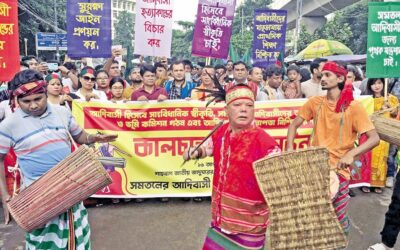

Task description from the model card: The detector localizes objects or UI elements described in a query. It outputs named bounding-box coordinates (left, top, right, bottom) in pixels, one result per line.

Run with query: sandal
left=374, top=187, right=383, bottom=194
left=360, top=186, right=370, bottom=193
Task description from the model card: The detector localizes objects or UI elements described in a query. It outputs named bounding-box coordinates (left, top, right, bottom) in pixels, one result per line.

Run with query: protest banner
left=366, top=2, right=400, bottom=78
left=192, top=0, right=236, bottom=59
left=67, top=0, right=112, bottom=58
left=0, top=0, right=19, bottom=81
left=252, top=9, right=287, bottom=68
left=134, top=0, right=174, bottom=58
left=72, top=98, right=373, bottom=198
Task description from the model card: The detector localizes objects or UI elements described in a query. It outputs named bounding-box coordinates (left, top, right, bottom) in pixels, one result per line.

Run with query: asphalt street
left=0, top=187, right=397, bottom=250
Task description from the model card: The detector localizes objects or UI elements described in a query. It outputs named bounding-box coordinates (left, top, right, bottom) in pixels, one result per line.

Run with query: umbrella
left=295, top=39, right=353, bottom=60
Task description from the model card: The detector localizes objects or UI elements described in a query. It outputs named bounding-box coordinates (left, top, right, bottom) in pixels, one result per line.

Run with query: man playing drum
left=183, top=84, right=281, bottom=249
left=287, top=61, right=380, bottom=235
left=0, top=70, right=117, bottom=249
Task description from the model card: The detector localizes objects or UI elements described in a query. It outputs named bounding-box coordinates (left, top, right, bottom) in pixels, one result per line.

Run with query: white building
left=111, top=0, right=136, bottom=38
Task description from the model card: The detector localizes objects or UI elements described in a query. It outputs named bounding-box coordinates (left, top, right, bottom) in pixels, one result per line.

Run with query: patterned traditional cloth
left=371, top=95, right=399, bottom=187
left=203, top=226, right=265, bottom=250
left=333, top=175, right=351, bottom=234
left=25, top=202, right=91, bottom=250
left=200, top=123, right=280, bottom=239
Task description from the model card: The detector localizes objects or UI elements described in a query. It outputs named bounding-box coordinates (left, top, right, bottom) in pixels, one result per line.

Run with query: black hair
left=265, top=65, right=284, bottom=77
left=233, top=61, right=248, bottom=70
left=249, top=67, right=263, bottom=75
left=170, top=61, right=184, bottom=71
left=111, top=60, right=119, bottom=65
left=95, top=70, right=109, bottom=78
left=198, top=62, right=206, bottom=68
left=154, top=62, right=166, bottom=70
left=346, top=65, right=363, bottom=81
left=94, top=64, right=104, bottom=72
left=367, top=78, right=385, bottom=97
left=214, top=64, right=226, bottom=73
left=310, top=58, right=328, bottom=75
left=21, top=55, right=37, bottom=63
left=287, top=64, right=300, bottom=74
left=8, top=70, right=43, bottom=92
left=20, top=61, right=29, bottom=69
left=63, top=62, right=77, bottom=71
left=299, top=67, right=311, bottom=83
left=182, top=59, right=193, bottom=70
left=140, top=65, right=156, bottom=77
left=109, top=76, right=126, bottom=88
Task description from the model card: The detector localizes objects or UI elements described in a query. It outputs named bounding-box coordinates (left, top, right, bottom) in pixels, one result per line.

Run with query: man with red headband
left=287, top=61, right=380, bottom=235
left=183, top=84, right=280, bottom=249
left=0, top=70, right=117, bottom=249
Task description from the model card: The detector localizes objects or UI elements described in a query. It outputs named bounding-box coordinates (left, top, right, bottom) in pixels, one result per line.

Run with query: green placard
left=366, top=2, right=400, bottom=78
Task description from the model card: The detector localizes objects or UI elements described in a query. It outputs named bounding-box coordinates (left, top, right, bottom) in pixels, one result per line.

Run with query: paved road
left=0, top=188, right=397, bottom=250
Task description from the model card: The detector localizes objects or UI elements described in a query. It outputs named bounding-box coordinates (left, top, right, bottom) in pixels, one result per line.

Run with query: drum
left=252, top=147, right=347, bottom=250
left=7, top=145, right=112, bottom=232
left=370, top=114, right=400, bottom=146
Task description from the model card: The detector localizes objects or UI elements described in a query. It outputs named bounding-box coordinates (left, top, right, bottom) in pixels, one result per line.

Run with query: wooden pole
left=384, top=78, right=388, bottom=102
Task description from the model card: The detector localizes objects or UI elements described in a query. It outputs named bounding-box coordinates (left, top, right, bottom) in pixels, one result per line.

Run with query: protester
left=95, top=70, right=111, bottom=99
left=109, top=76, right=126, bottom=103
left=287, top=61, right=379, bottom=235
left=369, top=172, right=400, bottom=250
left=299, top=67, right=312, bottom=83
left=131, top=65, right=168, bottom=101
left=45, top=73, right=73, bottom=106
left=164, top=61, right=196, bottom=100
left=282, top=64, right=302, bottom=99
left=0, top=69, right=117, bottom=249
left=301, top=58, right=328, bottom=98
left=58, top=62, right=79, bottom=93
left=123, top=67, right=143, bottom=100
left=225, top=60, right=234, bottom=81
left=224, top=61, right=260, bottom=100
left=76, top=67, right=108, bottom=101
left=154, top=62, right=168, bottom=87
left=183, top=84, right=281, bottom=249
left=249, top=66, right=264, bottom=92
left=21, top=55, right=39, bottom=71
left=361, top=78, right=399, bottom=194
left=262, top=64, right=285, bottom=100
left=346, top=64, right=363, bottom=90
left=191, top=66, right=216, bottom=101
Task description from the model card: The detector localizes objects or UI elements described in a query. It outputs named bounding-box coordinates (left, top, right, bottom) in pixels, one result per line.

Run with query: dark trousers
left=381, top=173, right=400, bottom=247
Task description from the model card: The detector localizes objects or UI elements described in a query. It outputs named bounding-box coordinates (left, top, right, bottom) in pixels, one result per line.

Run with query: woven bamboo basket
left=7, top=145, right=112, bottom=232
left=253, top=147, right=347, bottom=250
left=370, top=113, right=400, bottom=146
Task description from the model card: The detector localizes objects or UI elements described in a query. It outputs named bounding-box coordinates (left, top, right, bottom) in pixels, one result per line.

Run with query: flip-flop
left=374, top=187, right=383, bottom=194
left=360, top=186, right=370, bottom=193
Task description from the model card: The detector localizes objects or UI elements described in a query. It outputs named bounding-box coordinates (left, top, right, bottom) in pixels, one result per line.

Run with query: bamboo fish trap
left=253, top=147, right=347, bottom=250
left=7, top=145, right=112, bottom=232
left=370, top=113, right=400, bottom=146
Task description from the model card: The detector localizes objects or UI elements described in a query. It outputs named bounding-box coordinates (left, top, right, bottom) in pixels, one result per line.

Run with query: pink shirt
left=131, top=86, right=168, bottom=101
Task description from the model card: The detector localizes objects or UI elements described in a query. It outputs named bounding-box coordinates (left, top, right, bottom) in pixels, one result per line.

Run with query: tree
left=171, top=21, right=196, bottom=61
left=297, top=25, right=317, bottom=52
left=314, top=13, right=353, bottom=45
left=113, top=11, right=135, bottom=49
left=18, top=0, right=67, bottom=57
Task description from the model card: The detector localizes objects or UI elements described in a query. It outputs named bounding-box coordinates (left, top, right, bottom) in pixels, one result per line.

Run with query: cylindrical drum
left=7, top=145, right=112, bottom=232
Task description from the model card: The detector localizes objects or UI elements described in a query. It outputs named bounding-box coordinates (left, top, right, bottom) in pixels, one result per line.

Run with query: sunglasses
left=83, top=76, right=96, bottom=81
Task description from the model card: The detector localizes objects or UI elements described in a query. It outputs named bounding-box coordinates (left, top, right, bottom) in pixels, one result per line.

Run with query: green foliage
left=171, top=21, right=197, bottom=61
left=297, top=25, right=316, bottom=52
left=230, top=31, right=253, bottom=59
left=314, top=14, right=352, bottom=45
left=113, top=11, right=135, bottom=49
left=18, top=0, right=67, bottom=56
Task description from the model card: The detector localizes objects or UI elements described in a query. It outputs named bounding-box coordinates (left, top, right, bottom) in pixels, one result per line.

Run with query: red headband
left=226, top=85, right=255, bottom=105
left=10, top=80, right=47, bottom=112
left=322, top=61, right=348, bottom=78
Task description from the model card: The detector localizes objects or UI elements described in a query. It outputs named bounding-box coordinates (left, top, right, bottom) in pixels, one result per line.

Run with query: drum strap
left=7, top=160, right=22, bottom=196
left=68, top=208, right=76, bottom=250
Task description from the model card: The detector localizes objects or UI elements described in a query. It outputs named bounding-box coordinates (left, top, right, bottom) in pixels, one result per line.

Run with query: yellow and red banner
left=72, top=97, right=374, bottom=198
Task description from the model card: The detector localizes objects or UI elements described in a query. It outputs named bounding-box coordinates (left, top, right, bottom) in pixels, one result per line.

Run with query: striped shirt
left=0, top=104, right=82, bottom=186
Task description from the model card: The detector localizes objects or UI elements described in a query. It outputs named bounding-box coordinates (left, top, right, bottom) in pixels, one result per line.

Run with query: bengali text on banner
left=72, top=98, right=374, bottom=198
left=67, top=0, right=112, bottom=58
left=366, top=2, right=400, bottom=78
left=134, top=0, right=174, bottom=57
left=0, top=0, right=19, bottom=81
left=252, top=9, right=287, bottom=68
left=192, top=0, right=236, bottom=59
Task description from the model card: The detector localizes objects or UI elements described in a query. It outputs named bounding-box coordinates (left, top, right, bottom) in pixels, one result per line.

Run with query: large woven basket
left=370, top=113, right=400, bottom=146
left=7, top=145, right=112, bottom=232
left=253, top=147, right=347, bottom=250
